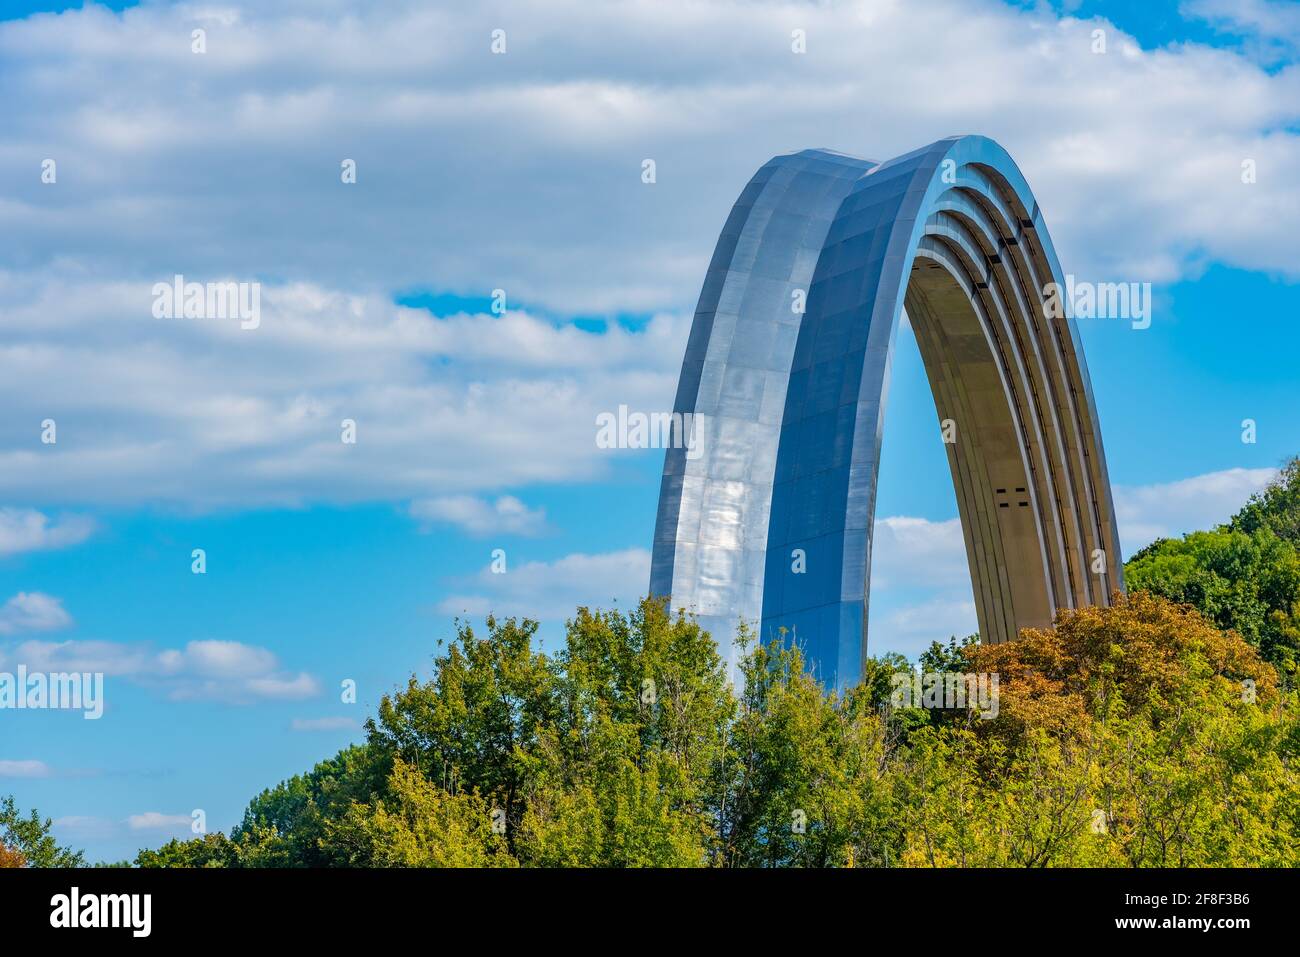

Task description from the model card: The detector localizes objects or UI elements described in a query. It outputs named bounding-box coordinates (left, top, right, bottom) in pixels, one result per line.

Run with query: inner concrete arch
left=650, top=136, right=1123, bottom=688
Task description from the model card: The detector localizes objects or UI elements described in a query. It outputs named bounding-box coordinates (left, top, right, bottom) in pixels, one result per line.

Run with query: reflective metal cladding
left=650, top=136, right=1123, bottom=689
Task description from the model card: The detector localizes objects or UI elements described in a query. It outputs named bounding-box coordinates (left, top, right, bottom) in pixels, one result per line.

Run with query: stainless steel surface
left=651, top=136, right=1123, bottom=688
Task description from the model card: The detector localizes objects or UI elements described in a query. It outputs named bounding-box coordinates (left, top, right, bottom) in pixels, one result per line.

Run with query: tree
left=718, top=633, right=901, bottom=867
left=965, top=591, right=1277, bottom=739
left=0, top=795, right=85, bottom=867
left=955, top=593, right=1298, bottom=866
left=1127, top=457, right=1300, bottom=677
left=918, top=634, right=979, bottom=674
left=0, top=842, right=25, bottom=868
left=1232, top=457, right=1300, bottom=543
left=230, top=744, right=387, bottom=867
left=364, top=613, right=556, bottom=854
left=121, top=595, right=1300, bottom=869
left=324, top=758, right=516, bottom=867
left=136, top=833, right=237, bottom=868
left=511, top=602, right=728, bottom=867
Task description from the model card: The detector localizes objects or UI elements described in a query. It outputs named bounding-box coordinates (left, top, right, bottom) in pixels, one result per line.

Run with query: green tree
left=230, top=744, right=387, bottom=866
left=718, top=634, right=901, bottom=867
left=120, top=593, right=1300, bottom=869
left=514, top=601, right=729, bottom=866
left=135, top=833, right=237, bottom=868
left=324, top=758, right=516, bottom=867
left=0, top=795, right=85, bottom=867
left=1127, top=457, right=1300, bottom=676
left=1232, top=457, right=1300, bottom=543
left=918, top=634, right=979, bottom=674
left=364, top=613, right=556, bottom=854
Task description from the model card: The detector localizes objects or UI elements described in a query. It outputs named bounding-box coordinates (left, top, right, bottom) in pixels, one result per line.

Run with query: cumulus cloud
left=52, top=816, right=119, bottom=842
left=870, top=516, right=969, bottom=590
left=1185, top=0, right=1300, bottom=59
left=411, top=494, right=548, bottom=537
left=0, top=1, right=1297, bottom=509
left=0, top=508, right=95, bottom=556
left=291, top=716, right=361, bottom=732
left=438, top=548, right=651, bottom=623
left=3, top=637, right=320, bottom=703
left=0, top=759, right=52, bottom=778
left=867, top=517, right=978, bottom=657
left=53, top=812, right=191, bottom=846
left=873, top=596, right=979, bottom=644
left=126, top=812, right=192, bottom=832
left=0, top=591, right=73, bottom=635
left=1113, top=466, right=1278, bottom=555
left=423, top=463, right=1276, bottom=654
left=0, top=281, right=688, bottom=507
left=2, top=0, right=1298, bottom=305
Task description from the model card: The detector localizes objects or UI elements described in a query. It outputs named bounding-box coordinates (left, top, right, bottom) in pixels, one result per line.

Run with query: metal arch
left=651, top=136, right=1123, bottom=687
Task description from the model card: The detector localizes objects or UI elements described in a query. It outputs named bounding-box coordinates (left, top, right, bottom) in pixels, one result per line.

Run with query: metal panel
left=651, top=137, right=1123, bottom=688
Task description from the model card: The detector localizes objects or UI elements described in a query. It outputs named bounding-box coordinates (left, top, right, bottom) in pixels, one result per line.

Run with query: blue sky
left=1, top=0, right=1298, bottom=863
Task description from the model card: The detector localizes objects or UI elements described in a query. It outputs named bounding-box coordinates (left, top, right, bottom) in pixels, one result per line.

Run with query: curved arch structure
left=650, top=136, right=1123, bottom=688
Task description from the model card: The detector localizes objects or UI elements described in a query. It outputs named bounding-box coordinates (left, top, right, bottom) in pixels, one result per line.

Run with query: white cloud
left=241, top=673, right=320, bottom=700
left=411, top=494, right=548, bottom=537
left=866, top=517, right=979, bottom=657
left=1185, top=0, right=1300, bottom=58
left=439, top=548, right=651, bottom=623
left=0, top=759, right=52, bottom=778
left=870, top=516, right=969, bottom=590
left=879, top=596, right=980, bottom=638
left=126, top=812, right=192, bottom=832
left=1113, top=466, right=1278, bottom=555
left=3, top=637, right=320, bottom=703
left=0, top=0, right=1294, bottom=298
left=0, top=282, right=688, bottom=507
left=0, top=591, right=72, bottom=636
left=868, top=596, right=981, bottom=661
left=0, top=508, right=95, bottom=556
left=0, top=1, right=1296, bottom=509
left=52, top=816, right=118, bottom=842
left=291, top=716, right=361, bottom=732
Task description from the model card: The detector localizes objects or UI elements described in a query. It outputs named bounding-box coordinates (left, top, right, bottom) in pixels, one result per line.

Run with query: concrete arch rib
left=651, top=136, right=1123, bottom=688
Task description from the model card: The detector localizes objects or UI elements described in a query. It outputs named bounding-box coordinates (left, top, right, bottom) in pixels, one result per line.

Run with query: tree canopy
left=0, top=795, right=84, bottom=867
left=1126, top=456, right=1300, bottom=677
left=118, top=593, right=1298, bottom=868
left=14, top=460, right=1300, bottom=868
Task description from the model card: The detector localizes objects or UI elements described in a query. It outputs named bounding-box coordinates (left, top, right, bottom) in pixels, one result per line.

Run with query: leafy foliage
left=1126, top=457, right=1300, bottom=677
left=0, top=795, right=84, bottom=867
left=26, top=462, right=1300, bottom=869
left=119, top=591, right=1300, bottom=868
